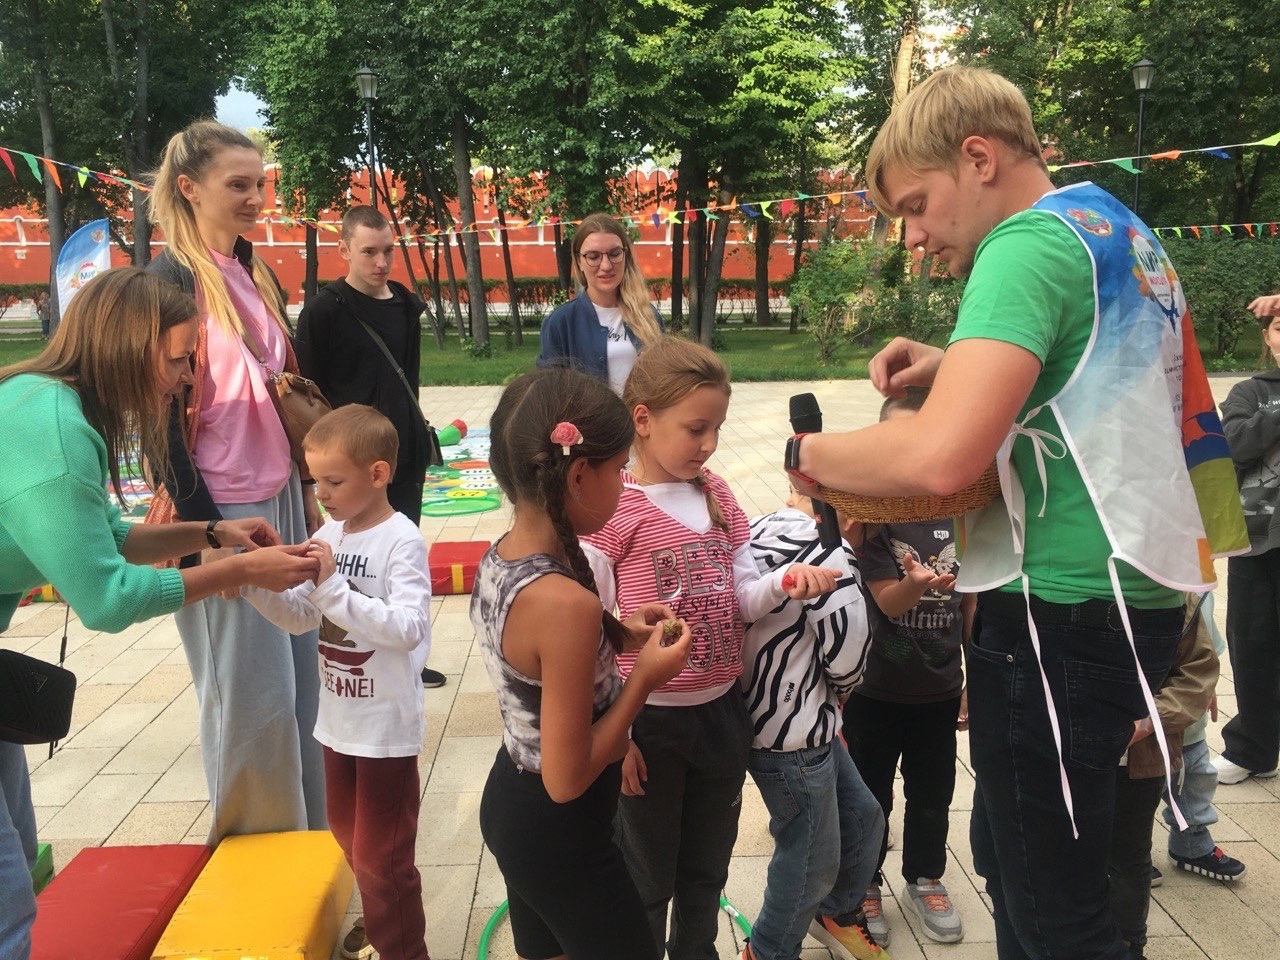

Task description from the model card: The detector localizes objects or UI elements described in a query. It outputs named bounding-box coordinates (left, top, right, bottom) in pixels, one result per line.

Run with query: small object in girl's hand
left=661, top=620, right=682, bottom=645
left=781, top=572, right=797, bottom=591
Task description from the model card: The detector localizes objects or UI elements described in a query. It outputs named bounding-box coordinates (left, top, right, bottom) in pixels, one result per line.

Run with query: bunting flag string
left=263, top=188, right=873, bottom=244
left=5, top=126, right=1274, bottom=239
left=0, top=145, right=150, bottom=192
left=1047, top=131, right=1280, bottom=175
left=1152, top=221, right=1279, bottom=240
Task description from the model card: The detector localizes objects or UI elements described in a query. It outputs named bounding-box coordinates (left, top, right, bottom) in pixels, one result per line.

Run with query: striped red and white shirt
left=584, top=469, right=790, bottom=706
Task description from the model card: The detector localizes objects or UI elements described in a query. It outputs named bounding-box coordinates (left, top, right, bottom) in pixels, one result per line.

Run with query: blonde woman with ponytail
left=145, top=120, right=326, bottom=843
left=536, top=213, right=664, bottom=396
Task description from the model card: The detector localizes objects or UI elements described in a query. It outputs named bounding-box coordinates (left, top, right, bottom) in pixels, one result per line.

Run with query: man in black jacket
left=295, top=206, right=447, bottom=695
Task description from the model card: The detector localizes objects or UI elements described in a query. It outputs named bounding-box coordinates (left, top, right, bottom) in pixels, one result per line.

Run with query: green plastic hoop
left=476, top=896, right=751, bottom=959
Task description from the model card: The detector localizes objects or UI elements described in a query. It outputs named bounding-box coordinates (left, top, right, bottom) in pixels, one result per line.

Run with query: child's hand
left=780, top=564, right=842, bottom=600
left=957, top=687, right=969, bottom=731
left=622, top=602, right=677, bottom=652
left=307, top=539, right=337, bottom=585
left=632, top=618, right=691, bottom=690
left=622, top=742, right=648, bottom=797
left=901, top=553, right=956, bottom=593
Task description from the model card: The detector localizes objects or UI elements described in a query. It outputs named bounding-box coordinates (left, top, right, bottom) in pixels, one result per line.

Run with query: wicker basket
left=818, top=463, right=1001, bottom=524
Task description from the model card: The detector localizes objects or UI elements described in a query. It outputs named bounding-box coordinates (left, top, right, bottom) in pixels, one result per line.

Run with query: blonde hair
left=865, top=67, right=1046, bottom=215
left=0, top=268, right=198, bottom=500
left=572, top=213, right=663, bottom=349
left=623, top=338, right=732, bottom=531
left=303, top=404, right=399, bottom=468
left=150, top=120, right=288, bottom=338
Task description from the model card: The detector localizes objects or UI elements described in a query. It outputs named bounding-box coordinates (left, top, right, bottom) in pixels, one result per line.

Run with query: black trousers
left=843, top=691, right=961, bottom=884
left=1223, top=550, right=1280, bottom=772
left=480, top=747, right=655, bottom=960
left=1108, top=769, right=1162, bottom=951
left=387, top=475, right=425, bottom=527
left=616, top=689, right=753, bottom=960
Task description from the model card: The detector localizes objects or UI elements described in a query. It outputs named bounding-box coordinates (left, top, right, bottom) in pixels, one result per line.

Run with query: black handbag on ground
left=0, top=649, right=76, bottom=745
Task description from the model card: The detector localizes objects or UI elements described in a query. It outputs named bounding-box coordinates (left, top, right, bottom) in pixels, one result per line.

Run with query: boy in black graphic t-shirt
left=844, top=387, right=974, bottom=947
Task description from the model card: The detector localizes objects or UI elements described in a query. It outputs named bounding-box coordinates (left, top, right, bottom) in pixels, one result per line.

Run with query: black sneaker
left=341, top=917, right=375, bottom=959
left=1150, top=864, right=1163, bottom=888
left=421, top=667, right=447, bottom=688
left=1170, top=846, right=1246, bottom=881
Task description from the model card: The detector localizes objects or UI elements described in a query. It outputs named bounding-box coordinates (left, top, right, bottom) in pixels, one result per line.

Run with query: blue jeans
left=968, top=594, right=1181, bottom=960
left=1162, top=738, right=1219, bottom=859
left=746, top=740, right=883, bottom=960
left=1, top=741, right=37, bottom=960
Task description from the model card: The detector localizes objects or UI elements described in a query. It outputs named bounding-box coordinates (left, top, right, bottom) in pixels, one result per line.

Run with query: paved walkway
left=6, top=377, right=1276, bottom=960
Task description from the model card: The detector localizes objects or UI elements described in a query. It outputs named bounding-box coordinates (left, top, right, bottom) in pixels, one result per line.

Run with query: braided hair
left=490, top=368, right=635, bottom=651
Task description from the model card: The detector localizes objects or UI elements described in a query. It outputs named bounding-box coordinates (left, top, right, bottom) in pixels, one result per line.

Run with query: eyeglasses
left=580, top=248, right=626, bottom=266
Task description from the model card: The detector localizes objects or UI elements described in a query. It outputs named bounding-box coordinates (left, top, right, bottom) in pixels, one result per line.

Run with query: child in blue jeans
left=740, top=487, right=887, bottom=960
left=1157, top=592, right=1246, bottom=883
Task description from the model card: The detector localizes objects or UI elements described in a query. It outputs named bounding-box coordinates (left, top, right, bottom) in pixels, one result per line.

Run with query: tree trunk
left=496, top=204, right=521, bottom=345
left=686, top=164, right=708, bottom=342
left=791, top=198, right=806, bottom=333
left=375, top=164, right=419, bottom=289
left=699, top=181, right=735, bottom=346
left=131, top=0, right=150, bottom=265
left=451, top=113, right=488, bottom=347
left=414, top=236, right=447, bottom=349
left=755, top=216, right=771, bottom=325
left=884, top=7, right=918, bottom=247
left=28, top=0, right=64, bottom=329
left=670, top=166, right=688, bottom=330
left=417, top=158, right=466, bottom=334
left=553, top=222, right=572, bottom=295
left=303, top=224, right=318, bottom=303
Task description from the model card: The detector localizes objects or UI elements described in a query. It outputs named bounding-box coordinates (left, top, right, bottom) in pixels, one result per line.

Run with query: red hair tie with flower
left=550, top=421, right=583, bottom=456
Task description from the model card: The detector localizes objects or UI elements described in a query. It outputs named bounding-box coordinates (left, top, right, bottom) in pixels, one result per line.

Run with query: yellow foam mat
left=152, top=831, right=354, bottom=960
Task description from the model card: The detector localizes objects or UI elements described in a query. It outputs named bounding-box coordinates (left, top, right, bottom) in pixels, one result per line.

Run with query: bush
left=1163, top=237, right=1280, bottom=359
left=788, top=237, right=878, bottom=363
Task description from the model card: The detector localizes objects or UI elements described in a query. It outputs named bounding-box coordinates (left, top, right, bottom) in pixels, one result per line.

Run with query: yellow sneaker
left=808, top=911, right=891, bottom=960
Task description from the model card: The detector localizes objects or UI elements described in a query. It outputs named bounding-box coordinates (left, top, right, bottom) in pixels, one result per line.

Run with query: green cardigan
left=0, top=374, right=185, bottom=632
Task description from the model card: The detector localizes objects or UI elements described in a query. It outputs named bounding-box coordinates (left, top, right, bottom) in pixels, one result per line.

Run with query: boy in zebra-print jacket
left=739, top=489, right=889, bottom=960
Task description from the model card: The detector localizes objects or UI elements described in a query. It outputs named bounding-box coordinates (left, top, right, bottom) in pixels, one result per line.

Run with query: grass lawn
left=2, top=324, right=1260, bottom=386
left=422, top=324, right=877, bottom=385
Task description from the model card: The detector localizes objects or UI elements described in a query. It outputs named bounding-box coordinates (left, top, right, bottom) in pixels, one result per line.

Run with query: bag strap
left=327, top=285, right=430, bottom=428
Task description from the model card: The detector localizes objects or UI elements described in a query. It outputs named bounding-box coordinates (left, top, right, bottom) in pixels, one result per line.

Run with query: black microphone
left=789, top=392, right=843, bottom=551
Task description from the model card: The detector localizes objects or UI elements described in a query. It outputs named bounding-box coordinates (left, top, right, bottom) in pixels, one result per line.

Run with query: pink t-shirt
left=193, top=250, right=292, bottom=503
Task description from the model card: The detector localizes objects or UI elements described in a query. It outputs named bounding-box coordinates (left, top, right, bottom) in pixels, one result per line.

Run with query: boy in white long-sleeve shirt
left=245, top=404, right=432, bottom=960
left=739, top=486, right=888, bottom=960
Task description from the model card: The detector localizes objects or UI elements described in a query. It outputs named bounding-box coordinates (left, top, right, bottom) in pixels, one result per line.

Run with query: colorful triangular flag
left=0, top=149, right=13, bottom=181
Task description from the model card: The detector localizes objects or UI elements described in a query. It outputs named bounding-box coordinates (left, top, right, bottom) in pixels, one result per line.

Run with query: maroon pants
left=323, top=747, right=429, bottom=960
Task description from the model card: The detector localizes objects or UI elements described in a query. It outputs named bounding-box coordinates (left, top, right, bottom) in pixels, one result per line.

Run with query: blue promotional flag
left=56, top=219, right=112, bottom=316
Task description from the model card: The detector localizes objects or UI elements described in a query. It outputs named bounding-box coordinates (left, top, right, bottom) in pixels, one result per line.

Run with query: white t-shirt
left=596, top=305, right=638, bottom=396
left=244, top=512, right=432, bottom=757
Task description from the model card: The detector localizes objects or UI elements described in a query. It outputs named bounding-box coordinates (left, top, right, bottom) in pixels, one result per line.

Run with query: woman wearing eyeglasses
left=536, top=213, right=664, bottom=395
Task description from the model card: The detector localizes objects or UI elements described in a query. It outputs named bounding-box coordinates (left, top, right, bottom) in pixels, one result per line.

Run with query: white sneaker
left=862, top=885, right=890, bottom=947
left=1212, top=755, right=1278, bottom=784
left=904, top=878, right=963, bottom=943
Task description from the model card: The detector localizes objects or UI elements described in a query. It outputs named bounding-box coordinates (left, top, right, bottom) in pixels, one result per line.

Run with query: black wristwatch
left=783, top=433, right=816, bottom=485
left=205, top=520, right=222, bottom=549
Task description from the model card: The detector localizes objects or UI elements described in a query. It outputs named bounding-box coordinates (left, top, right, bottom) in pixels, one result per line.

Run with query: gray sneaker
left=904, top=878, right=963, bottom=943
left=862, top=884, right=890, bottom=947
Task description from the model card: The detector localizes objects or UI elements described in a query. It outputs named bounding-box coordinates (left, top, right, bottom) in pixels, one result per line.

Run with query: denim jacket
left=535, top=293, right=661, bottom=383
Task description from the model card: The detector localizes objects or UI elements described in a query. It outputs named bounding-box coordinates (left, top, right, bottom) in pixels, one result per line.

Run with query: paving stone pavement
left=6, top=376, right=1274, bottom=960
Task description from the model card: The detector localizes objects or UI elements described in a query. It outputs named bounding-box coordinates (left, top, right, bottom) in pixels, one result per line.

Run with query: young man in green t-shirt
left=786, top=67, right=1209, bottom=960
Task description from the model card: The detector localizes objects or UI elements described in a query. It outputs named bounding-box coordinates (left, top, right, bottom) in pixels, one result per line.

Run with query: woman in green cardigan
left=0, top=267, right=318, bottom=960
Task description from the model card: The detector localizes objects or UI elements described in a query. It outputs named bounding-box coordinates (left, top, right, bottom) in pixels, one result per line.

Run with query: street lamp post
left=1132, top=58, right=1156, bottom=216
left=356, top=65, right=379, bottom=211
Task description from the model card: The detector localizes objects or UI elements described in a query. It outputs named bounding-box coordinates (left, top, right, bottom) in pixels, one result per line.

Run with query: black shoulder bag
left=1, top=605, right=77, bottom=752
left=327, top=286, right=444, bottom=468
